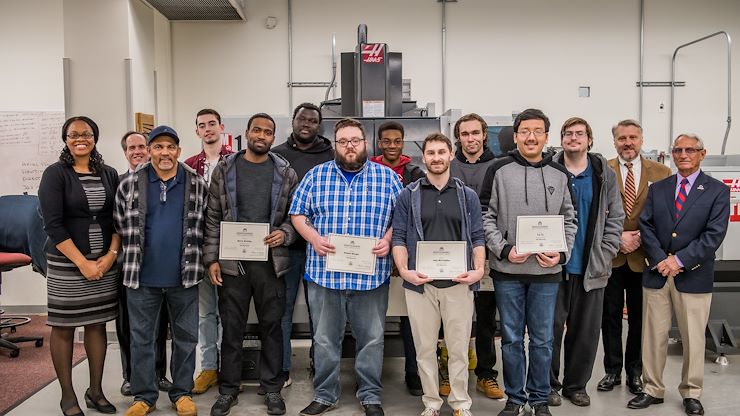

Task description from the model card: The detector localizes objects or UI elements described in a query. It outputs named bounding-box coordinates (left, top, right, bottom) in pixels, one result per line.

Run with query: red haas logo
left=362, top=44, right=384, bottom=64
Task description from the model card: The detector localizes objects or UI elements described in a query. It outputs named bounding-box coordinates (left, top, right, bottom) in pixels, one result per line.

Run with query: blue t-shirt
left=139, top=165, right=185, bottom=288
left=565, top=161, right=593, bottom=275
left=340, top=167, right=360, bottom=184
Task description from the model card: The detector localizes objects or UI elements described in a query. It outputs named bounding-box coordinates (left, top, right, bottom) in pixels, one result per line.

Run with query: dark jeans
left=399, top=316, right=418, bottom=374
left=550, top=275, right=604, bottom=393
left=474, top=290, right=499, bottom=380
left=281, top=247, right=308, bottom=373
left=117, top=281, right=169, bottom=381
left=218, top=261, right=285, bottom=395
left=127, top=285, right=198, bottom=406
left=495, top=279, right=559, bottom=406
left=601, top=264, right=643, bottom=378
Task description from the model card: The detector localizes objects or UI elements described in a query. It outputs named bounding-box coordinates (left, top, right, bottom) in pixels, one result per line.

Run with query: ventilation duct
left=145, top=0, right=246, bottom=21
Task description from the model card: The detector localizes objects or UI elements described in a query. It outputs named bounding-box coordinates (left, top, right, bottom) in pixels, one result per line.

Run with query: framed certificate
left=516, top=215, right=567, bottom=253
left=326, top=234, right=377, bottom=275
left=415, top=241, right=467, bottom=280
left=219, top=221, right=270, bottom=261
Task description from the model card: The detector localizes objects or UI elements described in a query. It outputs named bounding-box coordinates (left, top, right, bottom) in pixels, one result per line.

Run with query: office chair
left=0, top=252, right=44, bottom=358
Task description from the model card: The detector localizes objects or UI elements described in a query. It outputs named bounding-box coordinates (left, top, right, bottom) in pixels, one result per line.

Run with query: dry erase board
left=0, top=111, right=66, bottom=195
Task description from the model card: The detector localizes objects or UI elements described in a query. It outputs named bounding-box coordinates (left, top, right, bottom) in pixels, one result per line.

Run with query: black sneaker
left=405, top=373, right=423, bottom=396
left=299, top=400, right=334, bottom=416
left=211, top=394, right=237, bottom=416
left=497, top=401, right=524, bottom=416
left=158, top=377, right=173, bottom=392
left=547, top=389, right=561, bottom=406
left=120, top=380, right=132, bottom=396
left=532, top=403, right=552, bottom=416
left=265, top=392, right=286, bottom=415
left=363, top=404, right=384, bottom=416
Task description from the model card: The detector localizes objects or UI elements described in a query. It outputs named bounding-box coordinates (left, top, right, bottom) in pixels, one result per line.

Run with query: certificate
left=219, top=221, right=270, bottom=261
left=516, top=215, right=567, bottom=253
left=415, top=241, right=467, bottom=280
left=326, top=234, right=377, bottom=275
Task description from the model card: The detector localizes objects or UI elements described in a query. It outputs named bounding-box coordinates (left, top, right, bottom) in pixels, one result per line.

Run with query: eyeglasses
left=379, top=139, right=403, bottom=146
left=66, top=132, right=94, bottom=140
left=335, top=138, right=365, bottom=148
left=159, top=181, right=167, bottom=203
left=563, top=131, right=587, bottom=138
left=516, top=130, right=546, bottom=138
left=671, top=147, right=703, bottom=155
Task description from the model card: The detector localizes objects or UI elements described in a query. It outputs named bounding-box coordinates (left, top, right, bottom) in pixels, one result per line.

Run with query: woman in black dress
left=39, top=116, right=120, bottom=416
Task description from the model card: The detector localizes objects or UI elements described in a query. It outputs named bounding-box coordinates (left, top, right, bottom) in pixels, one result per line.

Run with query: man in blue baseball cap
left=115, top=124, right=208, bottom=416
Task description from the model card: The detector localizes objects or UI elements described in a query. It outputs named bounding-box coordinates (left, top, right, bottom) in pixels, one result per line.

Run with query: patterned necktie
left=624, top=162, right=636, bottom=216
left=675, top=178, right=689, bottom=218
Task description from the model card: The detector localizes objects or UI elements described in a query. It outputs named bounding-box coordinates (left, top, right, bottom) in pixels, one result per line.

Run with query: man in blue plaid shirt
left=290, top=118, right=402, bottom=416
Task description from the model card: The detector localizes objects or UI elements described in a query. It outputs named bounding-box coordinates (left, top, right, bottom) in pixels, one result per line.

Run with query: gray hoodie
left=481, top=150, right=577, bottom=283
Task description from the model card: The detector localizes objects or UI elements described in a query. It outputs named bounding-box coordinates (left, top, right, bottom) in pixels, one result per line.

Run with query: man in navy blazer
left=628, top=134, right=729, bottom=416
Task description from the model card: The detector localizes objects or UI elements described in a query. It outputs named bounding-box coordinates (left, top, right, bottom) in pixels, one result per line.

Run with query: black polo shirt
left=420, top=177, right=462, bottom=288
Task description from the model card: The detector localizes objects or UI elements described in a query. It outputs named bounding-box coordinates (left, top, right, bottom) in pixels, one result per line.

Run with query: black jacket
left=272, top=134, right=334, bottom=181
left=39, top=161, right=119, bottom=257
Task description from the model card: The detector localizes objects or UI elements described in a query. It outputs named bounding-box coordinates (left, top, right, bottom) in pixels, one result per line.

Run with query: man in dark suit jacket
left=628, top=134, right=730, bottom=416
left=600, top=120, right=671, bottom=395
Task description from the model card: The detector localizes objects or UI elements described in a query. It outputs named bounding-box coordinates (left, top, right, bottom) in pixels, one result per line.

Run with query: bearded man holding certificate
left=391, top=133, right=486, bottom=416
left=203, top=113, right=298, bottom=416
left=289, top=118, right=402, bottom=416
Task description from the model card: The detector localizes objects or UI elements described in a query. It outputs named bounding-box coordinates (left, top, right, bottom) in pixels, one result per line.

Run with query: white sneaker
left=283, top=377, right=293, bottom=388
left=421, top=408, right=440, bottom=416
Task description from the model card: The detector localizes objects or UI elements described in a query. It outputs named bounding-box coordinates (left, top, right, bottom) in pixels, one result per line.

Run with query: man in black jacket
left=272, top=103, right=334, bottom=385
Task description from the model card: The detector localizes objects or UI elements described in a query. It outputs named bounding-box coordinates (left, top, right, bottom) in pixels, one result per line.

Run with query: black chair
left=0, top=252, right=44, bottom=358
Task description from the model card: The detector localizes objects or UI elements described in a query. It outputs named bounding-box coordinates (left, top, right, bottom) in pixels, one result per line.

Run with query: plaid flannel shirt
left=114, top=162, right=208, bottom=289
left=289, top=160, right=402, bottom=290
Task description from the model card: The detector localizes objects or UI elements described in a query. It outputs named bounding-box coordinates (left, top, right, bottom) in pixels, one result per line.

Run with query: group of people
left=37, top=103, right=729, bottom=416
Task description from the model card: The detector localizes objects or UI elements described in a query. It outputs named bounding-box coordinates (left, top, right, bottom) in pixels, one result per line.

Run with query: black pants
left=550, top=274, right=604, bottom=393
left=117, top=282, right=169, bottom=381
left=474, top=290, right=499, bottom=380
left=218, top=261, right=285, bottom=395
left=601, top=264, right=642, bottom=378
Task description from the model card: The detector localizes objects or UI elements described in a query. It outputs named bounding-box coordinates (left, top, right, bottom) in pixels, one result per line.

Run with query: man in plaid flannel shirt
left=114, top=125, right=208, bottom=416
left=290, top=118, right=402, bottom=416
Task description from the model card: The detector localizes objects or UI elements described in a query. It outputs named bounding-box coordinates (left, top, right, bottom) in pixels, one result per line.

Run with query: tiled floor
left=8, top=337, right=740, bottom=415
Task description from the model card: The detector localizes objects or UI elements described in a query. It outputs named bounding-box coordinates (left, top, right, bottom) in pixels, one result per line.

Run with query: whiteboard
left=0, top=111, right=66, bottom=195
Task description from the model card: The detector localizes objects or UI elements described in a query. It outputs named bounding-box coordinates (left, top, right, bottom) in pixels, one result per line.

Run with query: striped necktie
left=624, top=162, right=636, bottom=216
left=675, top=178, right=689, bottom=218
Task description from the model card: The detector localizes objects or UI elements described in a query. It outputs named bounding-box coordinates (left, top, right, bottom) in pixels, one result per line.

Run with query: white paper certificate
left=219, top=222, right=270, bottom=261
left=415, top=241, right=467, bottom=280
left=326, top=234, right=377, bottom=275
left=516, top=215, right=567, bottom=253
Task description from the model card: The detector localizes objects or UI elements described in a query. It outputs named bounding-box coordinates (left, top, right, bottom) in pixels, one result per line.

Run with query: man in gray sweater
left=449, top=113, right=504, bottom=401
left=548, top=117, right=624, bottom=408
left=480, top=108, right=577, bottom=416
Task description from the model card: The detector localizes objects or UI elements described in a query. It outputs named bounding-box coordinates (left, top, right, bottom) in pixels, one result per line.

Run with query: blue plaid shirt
left=289, top=160, right=402, bottom=290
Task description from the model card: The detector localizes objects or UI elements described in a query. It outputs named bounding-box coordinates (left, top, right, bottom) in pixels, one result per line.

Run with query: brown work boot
left=124, top=401, right=155, bottom=416
left=476, top=377, right=505, bottom=399
left=192, top=369, right=218, bottom=394
left=172, top=396, right=198, bottom=416
left=439, top=376, right=451, bottom=397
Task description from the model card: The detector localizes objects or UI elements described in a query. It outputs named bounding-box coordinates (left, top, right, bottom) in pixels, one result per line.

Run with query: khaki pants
left=405, top=284, right=474, bottom=411
left=642, top=277, right=711, bottom=399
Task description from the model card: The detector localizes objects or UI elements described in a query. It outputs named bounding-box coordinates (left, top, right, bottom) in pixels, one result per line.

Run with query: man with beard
left=272, top=103, right=334, bottom=385
left=117, top=131, right=173, bottom=396
left=392, top=133, right=486, bottom=416
left=370, top=121, right=425, bottom=396
left=598, top=120, right=670, bottom=396
left=185, top=109, right=233, bottom=394
left=449, top=113, right=504, bottom=401
left=204, top=113, right=298, bottom=416
left=290, top=118, right=402, bottom=416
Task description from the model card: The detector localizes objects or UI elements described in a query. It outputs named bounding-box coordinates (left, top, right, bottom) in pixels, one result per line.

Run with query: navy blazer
left=639, top=170, right=730, bottom=293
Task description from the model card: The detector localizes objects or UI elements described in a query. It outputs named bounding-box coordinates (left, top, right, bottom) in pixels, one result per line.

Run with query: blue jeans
left=495, top=279, right=559, bottom=406
left=307, top=280, right=388, bottom=406
left=198, top=278, right=221, bottom=370
left=127, top=285, right=198, bottom=406
left=281, top=247, right=306, bottom=373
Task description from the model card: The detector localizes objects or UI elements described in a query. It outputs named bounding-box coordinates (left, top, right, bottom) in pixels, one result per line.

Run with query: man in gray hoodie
left=548, top=117, right=624, bottom=408
left=480, top=108, right=577, bottom=416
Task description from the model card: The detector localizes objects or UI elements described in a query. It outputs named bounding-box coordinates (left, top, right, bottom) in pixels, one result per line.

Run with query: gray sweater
left=481, top=151, right=577, bottom=283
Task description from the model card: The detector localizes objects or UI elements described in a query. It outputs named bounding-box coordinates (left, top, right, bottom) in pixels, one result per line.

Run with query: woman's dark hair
left=59, top=116, right=105, bottom=174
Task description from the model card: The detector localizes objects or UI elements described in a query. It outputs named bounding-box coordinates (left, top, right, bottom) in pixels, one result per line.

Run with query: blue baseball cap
left=147, top=125, right=180, bottom=145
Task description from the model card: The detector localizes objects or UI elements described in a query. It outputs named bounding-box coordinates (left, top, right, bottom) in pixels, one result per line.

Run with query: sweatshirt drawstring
left=524, top=167, right=529, bottom=205
left=541, top=167, right=549, bottom=212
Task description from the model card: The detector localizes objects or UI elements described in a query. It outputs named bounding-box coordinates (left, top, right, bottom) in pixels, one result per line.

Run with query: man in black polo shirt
left=392, top=133, right=486, bottom=416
